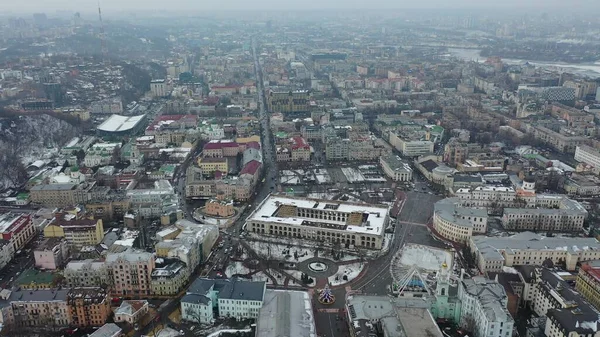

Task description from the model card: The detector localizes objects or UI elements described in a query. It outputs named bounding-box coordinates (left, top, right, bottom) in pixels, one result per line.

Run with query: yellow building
left=150, top=261, right=188, bottom=296
left=197, top=157, right=228, bottom=175
left=576, top=262, right=600, bottom=311
left=43, top=209, right=105, bottom=248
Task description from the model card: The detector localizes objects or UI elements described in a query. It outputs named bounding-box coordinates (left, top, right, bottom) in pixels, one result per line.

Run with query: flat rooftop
left=472, top=232, right=600, bottom=255
left=248, top=195, right=389, bottom=235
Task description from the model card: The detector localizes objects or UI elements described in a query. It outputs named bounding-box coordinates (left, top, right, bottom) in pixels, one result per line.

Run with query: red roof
left=291, top=137, right=310, bottom=150
left=203, top=141, right=238, bottom=150
left=246, top=141, right=261, bottom=150
left=240, top=160, right=261, bottom=176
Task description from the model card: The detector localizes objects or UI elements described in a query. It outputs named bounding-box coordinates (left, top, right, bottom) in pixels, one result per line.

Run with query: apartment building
left=470, top=232, right=600, bottom=273
left=388, top=132, right=434, bottom=157
left=301, top=125, right=322, bottom=141
left=575, top=262, right=600, bottom=311
left=43, top=209, right=105, bottom=248
left=150, top=79, right=169, bottom=97
left=0, top=213, right=36, bottom=252
left=106, top=249, right=155, bottom=298
left=33, top=238, right=69, bottom=270
left=575, top=145, right=600, bottom=171
left=245, top=195, right=389, bottom=250
left=266, top=90, right=310, bottom=114
left=5, top=289, right=71, bottom=329
left=197, top=157, right=228, bottom=175
left=64, top=259, right=110, bottom=288
left=380, top=154, right=413, bottom=182
left=0, top=240, right=14, bottom=271
left=181, top=278, right=266, bottom=324
left=325, top=137, right=350, bottom=161
left=67, top=287, right=111, bottom=328
left=155, top=220, right=218, bottom=272
left=276, top=137, right=311, bottom=162
left=150, top=260, right=188, bottom=296
left=532, top=126, right=586, bottom=153
left=433, top=198, right=488, bottom=244
left=458, top=277, right=514, bottom=337
left=444, top=138, right=469, bottom=165
left=501, top=199, right=587, bottom=232
left=202, top=140, right=240, bottom=158
left=30, top=183, right=93, bottom=208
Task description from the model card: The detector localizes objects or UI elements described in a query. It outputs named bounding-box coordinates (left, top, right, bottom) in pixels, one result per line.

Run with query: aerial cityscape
left=1, top=2, right=600, bottom=337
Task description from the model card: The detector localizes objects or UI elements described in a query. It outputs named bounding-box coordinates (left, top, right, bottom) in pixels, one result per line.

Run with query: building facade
left=43, top=210, right=105, bottom=249
left=0, top=214, right=36, bottom=253
left=458, top=277, right=514, bottom=337
left=470, top=233, right=600, bottom=273
left=33, top=238, right=69, bottom=270
left=67, top=287, right=111, bottom=328
left=106, top=249, right=155, bottom=298
left=432, top=198, right=488, bottom=244
left=245, top=195, right=389, bottom=250
left=64, top=260, right=110, bottom=288
left=181, top=278, right=266, bottom=324
left=380, top=155, right=413, bottom=182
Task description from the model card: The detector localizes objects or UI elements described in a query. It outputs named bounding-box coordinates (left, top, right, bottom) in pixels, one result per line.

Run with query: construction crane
left=98, top=0, right=108, bottom=63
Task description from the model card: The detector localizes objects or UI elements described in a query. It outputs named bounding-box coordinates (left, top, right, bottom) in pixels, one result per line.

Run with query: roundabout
left=297, top=257, right=338, bottom=278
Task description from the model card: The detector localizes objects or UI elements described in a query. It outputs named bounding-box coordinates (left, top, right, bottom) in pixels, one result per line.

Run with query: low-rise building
left=204, top=199, right=235, bottom=217
left=564, top=173, right=600, bottom=196
left=67, top=287, right=111, bottom=328
left=14, top=269, right=55, bottom=289
left=458, top=277, right=514, bottom=337
left=88, top=323, right=123, bottom=337
left=380, top=154, right=413, bottom=182
left=114, top=300, right=149, bottom=325
left=33, top=238, right=69, bottom=270
left=64, top=259, right=110, bottom=287
left=181, top=277, right=266, bottom=324
left=346, top=295, right=444, bottom=337
left=83, top=143, right=120, bottom=167
left=470, top=232, right=600, bottom=273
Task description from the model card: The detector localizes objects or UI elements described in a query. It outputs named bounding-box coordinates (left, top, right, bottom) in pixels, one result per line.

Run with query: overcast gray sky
left=1, top=0, right=598, bottom=14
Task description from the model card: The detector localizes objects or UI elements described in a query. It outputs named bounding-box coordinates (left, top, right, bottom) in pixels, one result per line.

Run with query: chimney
left=460, top=268, right=465, bottom=280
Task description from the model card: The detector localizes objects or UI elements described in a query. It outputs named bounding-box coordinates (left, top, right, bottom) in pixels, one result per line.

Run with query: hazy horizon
left=1, top=0, right=599, bottom=15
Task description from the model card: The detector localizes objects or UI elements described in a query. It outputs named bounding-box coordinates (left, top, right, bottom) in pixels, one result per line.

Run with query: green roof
left=431, top=125, right=444, bottom=133
left=160, top=164, right=176, bottom=173
left=276, top=132, right=288, bottom=138
left=15, top=269, right=56, bottom=286
left=17, top=193, right=29, bottom=200
left=70, top=165, right=79, bottom=172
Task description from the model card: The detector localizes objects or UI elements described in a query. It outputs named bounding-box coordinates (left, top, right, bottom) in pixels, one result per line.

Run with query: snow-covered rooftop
left=248, top=195, right=389, bottom=235
left=97, top=114, right=145, bottom=132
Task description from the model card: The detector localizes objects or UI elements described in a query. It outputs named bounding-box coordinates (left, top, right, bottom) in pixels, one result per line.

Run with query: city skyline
left=1, top=0, right=599, bottom=15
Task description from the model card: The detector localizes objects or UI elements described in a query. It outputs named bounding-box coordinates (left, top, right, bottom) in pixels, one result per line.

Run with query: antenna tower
left=98, top=1, right=108, bottom=63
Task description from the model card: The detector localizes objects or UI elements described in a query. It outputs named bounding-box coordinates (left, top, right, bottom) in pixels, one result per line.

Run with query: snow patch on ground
left=328, top=262, right=364, bottom=286
left=246, top=240, right=314, bottom=262
left=225, top=261, right=251, bottom=277
left=341, top=167, right=365, bottom=183
left=207, top=328, right=252, bottom=337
